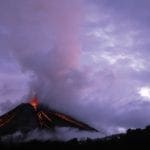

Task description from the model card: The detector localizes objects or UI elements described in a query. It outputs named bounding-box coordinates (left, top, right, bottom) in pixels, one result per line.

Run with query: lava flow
left=0, top=96, right=98, bottom=136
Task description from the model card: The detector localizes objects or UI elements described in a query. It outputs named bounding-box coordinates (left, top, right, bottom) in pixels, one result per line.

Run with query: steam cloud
left=9, top=0, right=85, bottom=111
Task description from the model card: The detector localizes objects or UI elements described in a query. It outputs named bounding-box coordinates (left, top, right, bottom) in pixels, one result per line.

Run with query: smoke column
left=5, top=0, right=88, bottom=121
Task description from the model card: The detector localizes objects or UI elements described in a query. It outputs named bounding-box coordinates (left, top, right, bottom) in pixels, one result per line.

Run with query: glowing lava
left=0, top=99, right=98, bottom=134
left=29, top=96, right=38, bottom=110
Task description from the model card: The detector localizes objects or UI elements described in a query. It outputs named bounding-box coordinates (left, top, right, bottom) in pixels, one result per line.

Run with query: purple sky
left=0, top=0, right=150, bottom=135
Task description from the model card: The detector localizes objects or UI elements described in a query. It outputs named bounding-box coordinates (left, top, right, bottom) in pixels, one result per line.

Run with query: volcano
left=0, top=96, right=97, bottom=136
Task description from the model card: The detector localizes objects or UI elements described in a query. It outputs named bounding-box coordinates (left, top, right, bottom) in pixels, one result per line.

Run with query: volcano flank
left=0, top=96, right=97, bottom=136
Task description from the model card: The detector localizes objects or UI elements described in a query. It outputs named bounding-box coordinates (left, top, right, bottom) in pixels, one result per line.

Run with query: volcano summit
left=0, top=96, right=97, bottom=136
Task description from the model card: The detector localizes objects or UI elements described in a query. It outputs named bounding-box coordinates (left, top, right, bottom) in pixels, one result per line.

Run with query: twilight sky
left=0, top=0, right=150, bottom=135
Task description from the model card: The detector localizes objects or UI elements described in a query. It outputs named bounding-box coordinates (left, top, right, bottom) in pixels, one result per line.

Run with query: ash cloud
left=10, top=0, right=85, bottom=110
left=0, top=0, right=86, bottom=114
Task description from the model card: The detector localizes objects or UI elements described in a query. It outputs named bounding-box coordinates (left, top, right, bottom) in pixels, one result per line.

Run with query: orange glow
left=37, top=111, right=52, bottom=128
left=0, top=114, right=15, bottom=128
left=53, top=112, right=85, bottom=128
left=29, top=96, right=38, bottom=110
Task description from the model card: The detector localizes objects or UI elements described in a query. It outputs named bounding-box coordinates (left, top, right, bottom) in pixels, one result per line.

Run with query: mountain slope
left=0, top=98, right=97, bottom=136
left=0, top=103, right=39, bottom=135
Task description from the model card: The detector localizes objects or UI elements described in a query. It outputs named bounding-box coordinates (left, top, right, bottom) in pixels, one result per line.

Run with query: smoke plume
left=7, top=0, right=87, bottom=116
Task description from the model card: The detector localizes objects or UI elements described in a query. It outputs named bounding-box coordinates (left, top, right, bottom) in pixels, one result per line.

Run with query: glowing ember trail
left=53, top=112, right=85, bottom=128
left=37, top=111, right=52, bottom=128
left=0, top=114, right=15, bottom=128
